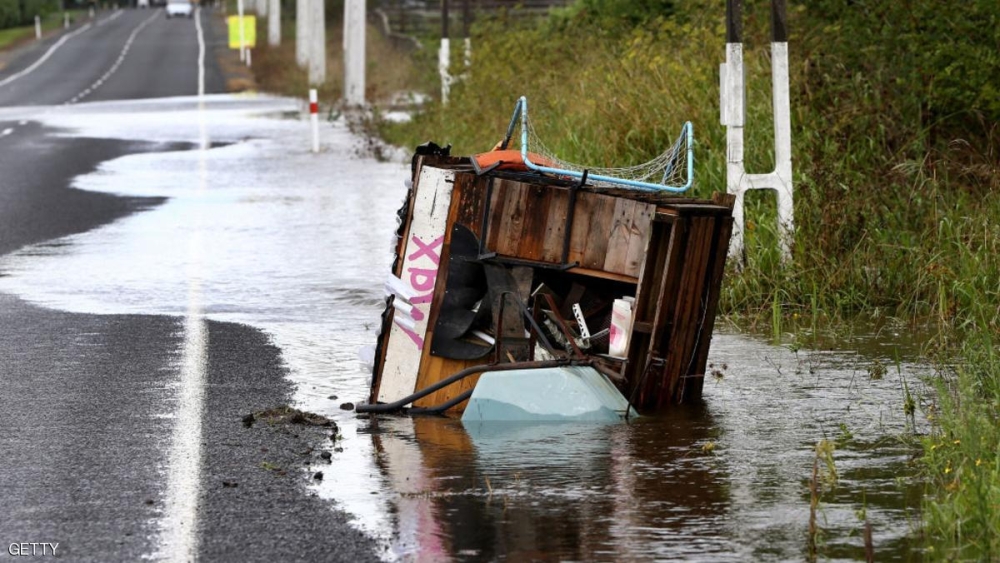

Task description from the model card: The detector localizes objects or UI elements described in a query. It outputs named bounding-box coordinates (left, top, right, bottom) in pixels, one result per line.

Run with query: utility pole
left=268, top=0, right=280, bottom=46
left=439, top=0, right=450, bottom=103
left=307, top=0, right=326, bottom=85
left=296, top=0, right=308, bottom=68
left=343, top=0, right=366, bottom=105
left=462, top=0, right=471, bottom=66
left=238, top=0, right=246, bottom=62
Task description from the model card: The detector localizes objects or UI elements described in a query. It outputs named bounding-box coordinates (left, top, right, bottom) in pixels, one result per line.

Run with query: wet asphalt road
left=0, top=10, right=381, bottom=562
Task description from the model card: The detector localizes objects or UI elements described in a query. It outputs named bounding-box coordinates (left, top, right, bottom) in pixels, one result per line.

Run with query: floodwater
left=0, top=95, right=930, bottom=561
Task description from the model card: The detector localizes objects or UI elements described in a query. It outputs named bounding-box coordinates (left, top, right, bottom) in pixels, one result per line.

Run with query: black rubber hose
left=356, top=358, right=578, bottom=414
left=407, top=389, right=475, bottom=416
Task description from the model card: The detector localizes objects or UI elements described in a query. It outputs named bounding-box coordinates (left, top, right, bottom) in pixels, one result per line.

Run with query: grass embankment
left=0, top=10, right=87, bottom=51
left=246, top=14, right=431, bottom=106
left=371, top=0, right=999, bottom=557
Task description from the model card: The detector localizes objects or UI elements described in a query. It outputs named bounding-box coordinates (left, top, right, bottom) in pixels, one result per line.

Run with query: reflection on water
left=0, top=96, right=929, bottom=561
left=365, top=411, right=731, bottom=561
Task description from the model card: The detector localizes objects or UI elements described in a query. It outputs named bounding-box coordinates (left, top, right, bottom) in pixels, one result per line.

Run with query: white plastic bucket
left=608, top=298, right=633, bottom=358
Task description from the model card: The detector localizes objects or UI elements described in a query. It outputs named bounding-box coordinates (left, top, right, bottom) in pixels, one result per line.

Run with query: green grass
left=372, top=0, right=1000, bottom=556
left=245, top=13, right=433, bottom=107
left=0, top=24, right=35, bottom=49
left=0, top=11, right=88, bottom=51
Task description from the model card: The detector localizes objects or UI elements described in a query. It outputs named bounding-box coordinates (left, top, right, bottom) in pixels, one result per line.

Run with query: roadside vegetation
left=0, top=0, right=59, bottom=30
left=373, top=0, right=1000, bottom=557
left=243, top=0, right=997, bottom=557
left=247, top=9, right=431, bottom=107
left=0, top=2, right=86, bottom=51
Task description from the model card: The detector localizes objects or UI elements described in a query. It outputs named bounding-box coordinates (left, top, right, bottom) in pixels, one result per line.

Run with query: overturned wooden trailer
left=363, top=143, right=735, bottom=417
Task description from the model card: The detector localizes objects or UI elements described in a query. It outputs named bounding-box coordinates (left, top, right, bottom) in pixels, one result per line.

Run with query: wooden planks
left=682, top=193, right=737, bottom=401
left=372, top=157, right=736, bottom=412
left=411, top=172, right=489, bottom=409
left=377, top=165, right=456, bottom=404
left=479, top=182, right=655, bottom=277
left=624, top=202, right=736, bottom=410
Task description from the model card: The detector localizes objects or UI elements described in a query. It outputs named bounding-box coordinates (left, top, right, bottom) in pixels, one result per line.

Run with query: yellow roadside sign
left=227, top=16, right=257, bottom=49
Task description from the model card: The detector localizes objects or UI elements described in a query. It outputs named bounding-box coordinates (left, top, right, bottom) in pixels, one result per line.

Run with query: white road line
left=0, top=23, right=93, bottom=89
left=95, top=9, right=125, bottom=26
left=67, top=11, right=160, bottom=105
left=157, top=311, right=208, bottom=563
left=158, top=25, right=211, bottom=551
left=0, top=127, right=13, bottom=137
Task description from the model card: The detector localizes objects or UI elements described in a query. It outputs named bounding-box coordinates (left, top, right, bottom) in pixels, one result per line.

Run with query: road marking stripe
left=0, top=23, right=93, bottom=89
left=95, top=9, right=125, bottom=26
left=0, top=127, right=13, bottom=137
left=67, top=11, right=160, bottom=105
left=158, top=15, right=211, bottom=558
left=157, top=312, right=208, bottom=563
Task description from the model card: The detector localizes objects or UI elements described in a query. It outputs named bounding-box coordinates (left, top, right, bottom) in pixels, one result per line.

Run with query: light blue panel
left=460, top=366, right=635, bottom=422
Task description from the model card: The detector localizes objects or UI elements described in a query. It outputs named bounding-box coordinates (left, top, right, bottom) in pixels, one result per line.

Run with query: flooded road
left=0, top=95, right=930, bottom=561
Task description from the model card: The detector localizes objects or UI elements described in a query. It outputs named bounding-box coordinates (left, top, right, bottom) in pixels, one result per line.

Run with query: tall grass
left=249, top=17, right=432, bottom=105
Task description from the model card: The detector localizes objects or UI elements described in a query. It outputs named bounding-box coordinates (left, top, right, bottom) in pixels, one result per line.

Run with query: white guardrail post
left=723, top=0, right=794, bottom=264
left=309, top=89, right=319, bottom=153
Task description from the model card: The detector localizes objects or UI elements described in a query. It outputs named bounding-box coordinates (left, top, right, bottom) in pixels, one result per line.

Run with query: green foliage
left=921, top=332, right=1000, bottom=559
left=22, top=0, right=59, bottom=21
left=805, top=0, right=1000, bottom=125
left=552, top=0, right=676, bottom=30
left=0, top=0, right=19, bottom=28
left=0, top=0, right=61, bottom=27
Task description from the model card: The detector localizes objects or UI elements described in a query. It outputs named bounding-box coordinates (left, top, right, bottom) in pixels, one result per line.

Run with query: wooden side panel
left=581, top=194, right=615, bottom=269
left=566, top=192, right=594, bottom=266
left=623, top=217, right=671, bottom=396
left=635, top=215, right=688, bottom=407
left=540, top=187, right=570, bottom=263
left=683, top=214, right=734, bottom=401
left=681, top=193, right=736, bottom=401
left=518, top=183, right=552, bottom=262
left=412, top=175, right=487, bottom=409
left=603, top=198, right=637, bottom=274
left=378, top=166, right=456, bottom=404
left=485, top=179, right=508, bottom=251
left=624, top=203, right=655, bottom=277
left=659, top=216, right=715, bottom=407
left=495, top=180, right=528, bottom=256
left=453, top=172, right=489, bottom=234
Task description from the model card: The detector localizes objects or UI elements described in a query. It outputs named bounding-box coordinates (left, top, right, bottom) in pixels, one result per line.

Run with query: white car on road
left=165, top=0, right=193, bottom=18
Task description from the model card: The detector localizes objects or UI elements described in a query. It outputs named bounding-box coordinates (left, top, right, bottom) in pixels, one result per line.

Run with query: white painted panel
left=378, top=166, right=455, bottom=404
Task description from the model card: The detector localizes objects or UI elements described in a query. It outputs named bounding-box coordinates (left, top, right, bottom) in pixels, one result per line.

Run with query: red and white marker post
left=309, top=88, right=319, bottom=153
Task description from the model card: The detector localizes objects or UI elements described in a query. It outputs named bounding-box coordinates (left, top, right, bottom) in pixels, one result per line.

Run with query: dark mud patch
left=244, top=406, right=337, bottom=430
